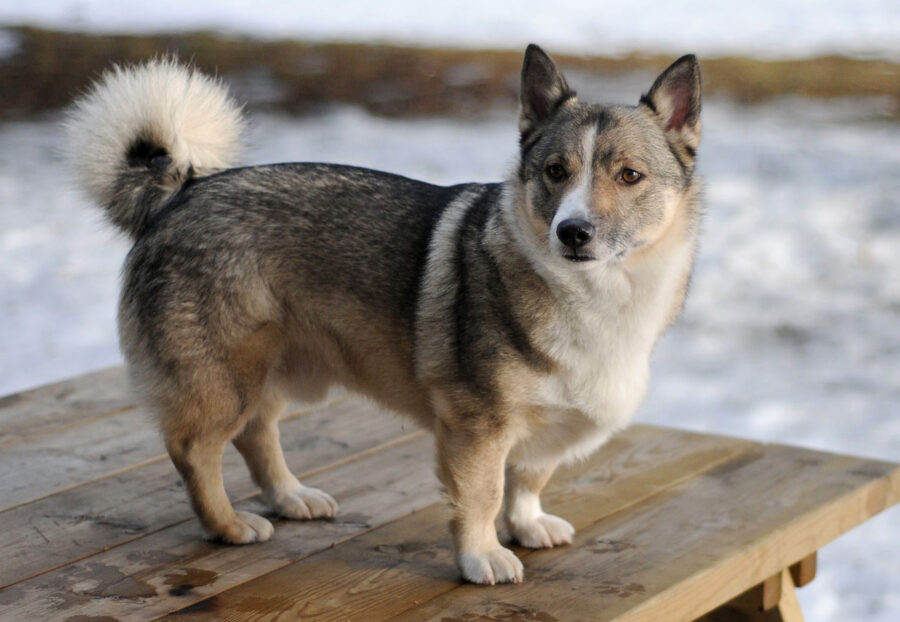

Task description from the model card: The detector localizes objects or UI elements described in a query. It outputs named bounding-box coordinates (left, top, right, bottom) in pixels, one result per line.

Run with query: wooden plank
left=697, top=603, right=784, bottom=621
left=774, top=568, right=805, bottom=622
left=379, top=443, right=899, bottom=622
left=163, top=503, right=455, bottom=622
left=696, top=603, right=786, bottom=621
left=158, top=426, right=756, bottom=621
left=0, top=430, right=438, bottom=622
left=0, top=386, right=343, bottom=512
left=698, top=579, right=783, bottom=622
left=710, top=572, right=782, bottom=617
left=701, top=568, right=805, bottom=622
left=0, top=397, right=408, bottom=588
left=760, top=573, right=782, bottom=611
left=604, top=447, right=897, bottom=622
left=788, top=552, right=816, bottom=588
left=0, top=367, right=133, bottom=449
left=0, top=404, right=164, bottom=511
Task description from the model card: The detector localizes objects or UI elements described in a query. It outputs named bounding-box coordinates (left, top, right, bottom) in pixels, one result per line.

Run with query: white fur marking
left=415, top=187, right=486, bottom=381
left=549, top=127, right=596, bottom=256
left=457, top=548, right=524, bottom=585
left=505, top=479, right=575, bottom=548
left=65, top=58, right=244, bottom=207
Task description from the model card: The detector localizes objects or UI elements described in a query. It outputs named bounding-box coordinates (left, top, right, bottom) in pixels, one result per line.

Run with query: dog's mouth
left=563, top=253, right=597, bottom=262
left=563, top=244, right=631, bottom=263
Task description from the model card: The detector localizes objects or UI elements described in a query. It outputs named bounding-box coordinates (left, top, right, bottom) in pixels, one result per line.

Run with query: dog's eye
left=619, top=168, right=643, bottom=185
left=545, top=163, right=568, bottom=182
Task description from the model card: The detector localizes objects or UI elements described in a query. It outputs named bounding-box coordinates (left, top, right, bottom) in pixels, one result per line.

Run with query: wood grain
left=709, top=572, right=782, bottom=617
left=0, top=430, right=437, bottom=621
left=0, top=389, right=349, bottom=513
left=382, top=443, right=899, bottom=622
left=760, top=573, right=782, bottom=611
left=0, top=373, right=349, bottom=513
left=789, top=552, right=816, bottom=588
left=775, top=568, right=805, bottom=622
left=0, top=367, right=132, bottom=449
left=2, top=369, right=897, bottom=622
left=0, top=404, right=164, bottom=511
left=698, top=569, right=804, bottom=621
left=159, top=426, right=755, bottom=621
left=0, top=398, right=408, bottom=588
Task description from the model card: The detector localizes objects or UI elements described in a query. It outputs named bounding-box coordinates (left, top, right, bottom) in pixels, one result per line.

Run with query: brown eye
left=545, top=163, right=567, bottom=182
left=620, top=168, right=642, bottom=185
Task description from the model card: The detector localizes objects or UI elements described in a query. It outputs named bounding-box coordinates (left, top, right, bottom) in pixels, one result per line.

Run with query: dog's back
left=122, top=161, right=484, bottom=420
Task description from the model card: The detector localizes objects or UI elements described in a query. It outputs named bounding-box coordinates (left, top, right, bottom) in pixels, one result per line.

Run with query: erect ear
left=519, top=44, right=575, bottom=138
left=640, top=54, right=702, bottom=158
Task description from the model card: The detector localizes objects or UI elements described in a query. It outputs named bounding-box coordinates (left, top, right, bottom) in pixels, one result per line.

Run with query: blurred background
left=0, top=1, right=897, bottom=619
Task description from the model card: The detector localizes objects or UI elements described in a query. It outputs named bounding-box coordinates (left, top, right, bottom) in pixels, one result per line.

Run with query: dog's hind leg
left=232, top=387, right=338, bottom=520
left=163, top=392, right=274, bottom=545
left=157, top=324, right=286, bottom=544
left=504, top=461, right=574, bottom=549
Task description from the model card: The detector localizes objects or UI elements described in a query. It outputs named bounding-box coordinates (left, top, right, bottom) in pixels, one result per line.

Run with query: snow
left=0, top=71, right=898, bottom=622
left=1, top=0, right=899, bottom=60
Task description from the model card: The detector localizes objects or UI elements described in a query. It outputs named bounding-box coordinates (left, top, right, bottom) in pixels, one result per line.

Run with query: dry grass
left=1, top=26, right=897, bottom=120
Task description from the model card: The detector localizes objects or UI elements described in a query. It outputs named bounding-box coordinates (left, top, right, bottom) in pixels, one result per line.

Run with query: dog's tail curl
left=65, top=58, right=244, bottom=238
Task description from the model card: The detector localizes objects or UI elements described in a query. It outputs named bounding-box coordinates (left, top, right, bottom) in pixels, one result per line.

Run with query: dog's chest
left=514, top=311, right=653, bottom=468
left=530, top=300, right=654, bottom=428
left=522, top=247, right=692, bottom=459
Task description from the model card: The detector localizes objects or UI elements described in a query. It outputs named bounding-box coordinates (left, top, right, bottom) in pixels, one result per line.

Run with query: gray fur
left=68, top=45, right=703, bottom=585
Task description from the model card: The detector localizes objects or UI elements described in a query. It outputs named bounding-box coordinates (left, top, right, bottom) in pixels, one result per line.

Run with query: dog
left=66, top=44, right=701, bottom=585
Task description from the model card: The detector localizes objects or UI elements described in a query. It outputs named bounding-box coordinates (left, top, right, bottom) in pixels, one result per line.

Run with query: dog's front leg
left=504, top=462, right=574, bottom=549
left=435, top=417, right=523, bottom=585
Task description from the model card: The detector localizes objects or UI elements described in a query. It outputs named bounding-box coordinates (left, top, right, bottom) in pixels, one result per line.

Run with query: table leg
left=695, top=566, right=809, bottom=622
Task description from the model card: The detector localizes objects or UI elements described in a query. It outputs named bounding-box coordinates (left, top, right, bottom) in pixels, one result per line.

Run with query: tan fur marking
left=436, top=419, right=508, bottom=551
left=232, top=390, right=292, bottom=494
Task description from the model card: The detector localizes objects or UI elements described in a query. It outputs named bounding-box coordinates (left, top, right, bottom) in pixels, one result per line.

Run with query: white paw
left=214, top=510, right=274, bottom=544
left=457, top=547, right=524, bottom=585
left=509, top=513, right=574, bottom=549
left=270, top=485, right=338, bottom=520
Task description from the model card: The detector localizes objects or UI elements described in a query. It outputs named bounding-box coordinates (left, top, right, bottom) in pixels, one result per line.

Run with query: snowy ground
left=1, top=71, right=899, bottom=622
left=1, top=0, right=899, bottom=60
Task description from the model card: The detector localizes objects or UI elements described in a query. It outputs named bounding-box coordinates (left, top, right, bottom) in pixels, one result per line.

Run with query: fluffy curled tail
left=65, top=58, right=244, bottom=239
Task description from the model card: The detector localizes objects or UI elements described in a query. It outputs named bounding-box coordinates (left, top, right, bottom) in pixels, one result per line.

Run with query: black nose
left=556, top=218, right=596, bottom=249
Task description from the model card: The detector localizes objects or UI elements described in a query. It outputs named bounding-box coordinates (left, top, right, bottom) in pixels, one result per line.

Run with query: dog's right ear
left=519, top=44, right=575, bottom=138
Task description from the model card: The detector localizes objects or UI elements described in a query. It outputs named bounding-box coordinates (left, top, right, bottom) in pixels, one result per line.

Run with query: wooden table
left=0, top=367, right=897, bottom=621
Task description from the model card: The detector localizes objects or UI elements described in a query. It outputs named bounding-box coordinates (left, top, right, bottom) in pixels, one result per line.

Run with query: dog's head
left=514, top=45, right=701, bottom=266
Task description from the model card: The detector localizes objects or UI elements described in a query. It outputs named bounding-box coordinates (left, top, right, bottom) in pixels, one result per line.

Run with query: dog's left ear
left=519, top=44, right=575, bottom=137
left=640, top=55, right=702, bottom=157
